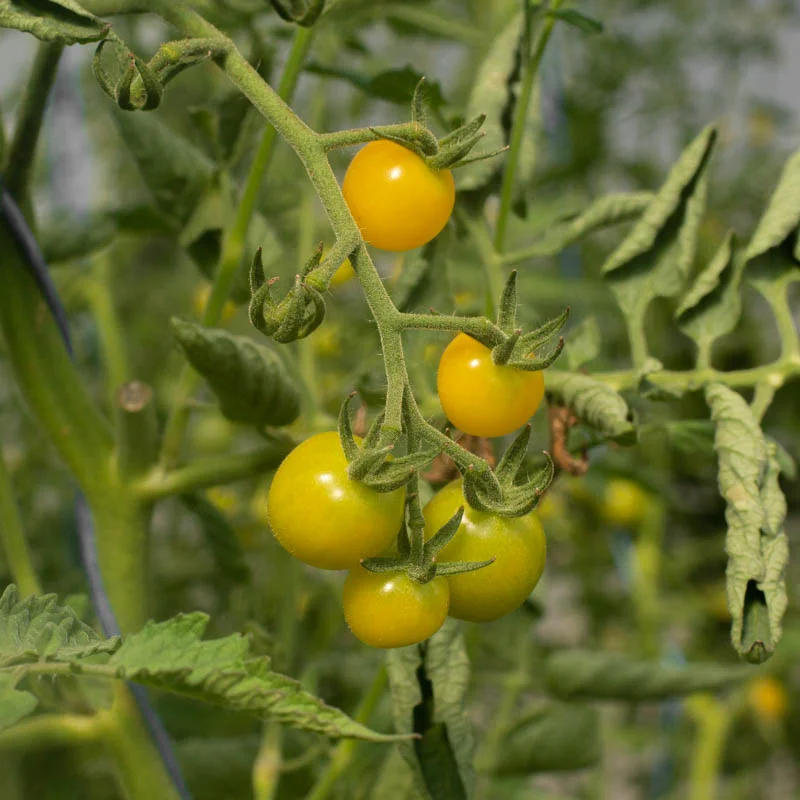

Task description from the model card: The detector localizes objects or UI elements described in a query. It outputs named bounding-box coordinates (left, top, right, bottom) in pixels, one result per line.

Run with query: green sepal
left=517, top=307, right=570, bottom=353
left=448, top=145, right=510, bottom=171
left=491, top=329, right=521, bottom=366
left=337, top=393, right=361, bottom=462
left=270, top=0, right=326, bottom=27
left=507, top=336, right=564, bottom=371
left=438, top=114, right=486, bottom=149
left=348, top=446, right=397, bottom=481
left=423, top=506, right=464, bottom=559
left=434, top=559, right=495, bottom=577
left=117, top=53, right=163, bottom=111
left=496, top=270, right=518, bottom=333
left=360, top=557, right=409, bottom=574
left=369, top=125, right=439, bottom=158
left=249, top=250, right=326, bottom=344
left=410, top=77, right=428, bottom=128
left=494, top=425, right=531, bottom=483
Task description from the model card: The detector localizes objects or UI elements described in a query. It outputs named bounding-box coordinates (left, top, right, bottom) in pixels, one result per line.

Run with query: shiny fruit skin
left=437, top=334, right=545, bottom=437
left=343, top=566, right=450, bottom=648
left=342, top=140, right=455, bottom=252
left=266, top=432, right=405, bottom=570
left=423, top=480, right=546, bottom=622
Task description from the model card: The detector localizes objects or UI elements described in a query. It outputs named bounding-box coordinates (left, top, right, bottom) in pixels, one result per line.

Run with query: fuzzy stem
left=0, top=451, right=41, bottom=597
left=493, top=0, right=562, bottom=253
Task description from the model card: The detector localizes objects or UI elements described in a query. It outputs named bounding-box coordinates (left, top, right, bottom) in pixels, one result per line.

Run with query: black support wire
left=1, top=177, right=194, bottom=800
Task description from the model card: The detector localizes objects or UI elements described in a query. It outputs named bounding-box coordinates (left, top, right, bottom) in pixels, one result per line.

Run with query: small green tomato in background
left=437, top=334, right=545, bottom=438
left=342, top=140, right=455, bottom=252
left=343, top=565, right=450, bottom=648
left=601, top=477, right=652, bottom=528
left=266, top=431, right=405, bottom=570
left=423, top=480, right=546, bottom=622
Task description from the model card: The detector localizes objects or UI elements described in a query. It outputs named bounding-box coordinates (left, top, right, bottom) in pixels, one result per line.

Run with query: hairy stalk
left=494, top=0, right=563, bottom=253
left=159, top=24, right=315, bottom=468
left=0, top=450, right=41, bottom=597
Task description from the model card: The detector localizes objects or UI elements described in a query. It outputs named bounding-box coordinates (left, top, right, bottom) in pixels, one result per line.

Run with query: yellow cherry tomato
left=601, top=478, right=652, bottom=528
left=193, top=283, right=237, bottom=323
left=329, top=257, right=356, bottom=287
left=748, top=677, right=788, bottom=722
left=342, top=140, right=455, bottom=252
left=423, top=480, right=546, bottom=622
left=343, top=565, right=449, bottom=648
left=437, top=333, right=545, bottom=437
left=266, top=432, right=406, bottom=570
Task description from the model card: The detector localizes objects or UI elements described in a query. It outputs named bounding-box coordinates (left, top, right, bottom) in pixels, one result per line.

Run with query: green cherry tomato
left=601, top=478, right=652, bottom=528
left=437, top=333, right=545, bottom=438
left=342, top=140, right=455, bottom=252
left=266, top=431, right=405, bottom=570
left=343, top=566, right=450, bottom=648
left=423, top=480, right=546, bottom=622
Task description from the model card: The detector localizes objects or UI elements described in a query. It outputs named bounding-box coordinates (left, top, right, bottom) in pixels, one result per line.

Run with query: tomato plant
left=342, top=566, right=450, bottom=648
left=1, top=1, right=798, bottom=799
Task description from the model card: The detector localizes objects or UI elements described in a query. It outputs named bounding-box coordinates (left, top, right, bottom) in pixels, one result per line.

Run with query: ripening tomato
left=343, top=566, right=449, bottom=648
left=330, top=257, right=356, bottom=287
left=423, top=480, right=546, bottom=622
left=342, top=140, right=455, bottom=252
left=192, top=283, right=237, bottom=323
left=601, top=478, right=652, bottom=528
left=266, top=432, right=405, bottom=570
left=748, top=677, right=788, bottom=723
left=437, top=333, right=545, bottom=437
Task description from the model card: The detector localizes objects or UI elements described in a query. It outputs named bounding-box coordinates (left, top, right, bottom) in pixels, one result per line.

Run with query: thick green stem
left=0, top=451, right=41, bottom=597
left=306, top=666, right=388, bottom=800
left=493, top=1, right=562, bottom=253
left=252, top=723, right=283, bottom=800
left=0, top=712, right=99, bottom=752
left=5, top=43, right=63, bottom=201
left=686, top=695, right=734, bottom=800
left=159, top=23, right=316, bottom=469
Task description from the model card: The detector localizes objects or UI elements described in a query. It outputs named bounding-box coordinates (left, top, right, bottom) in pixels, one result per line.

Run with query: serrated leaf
left=0, top=586, right=117, bottom=669
left=180, top=493, right=250, bottom=585
left=112, top=108, right=214, bottom=227
left=545, top=371, right=635, bottom=444
left=745, top=149, right=800, bottom=267
left=0, top=590, right=404, bottom=742
left=0, top=0, right=107, bottom=45
left=489, top=702, right=600, bottom=775
left=545, top=649, right=751, bottom=701
left=172, top=319, right=301, bottom=428
left=602, top=126, right=717, bottom=325
left=548, top=8, right=603, bottom=34
left=706, top=383, right=789, bottom=662
left=517, top=192, right=654, bottom=258
left=456, top=12, right=521, bottom=192
left=563, top=316, right=600, bottom=371
left=676, top=232, right=744, bottom=356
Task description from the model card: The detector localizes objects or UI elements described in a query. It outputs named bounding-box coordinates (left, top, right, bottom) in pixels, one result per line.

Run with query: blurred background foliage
left=1, top=0, right=799, bottom=798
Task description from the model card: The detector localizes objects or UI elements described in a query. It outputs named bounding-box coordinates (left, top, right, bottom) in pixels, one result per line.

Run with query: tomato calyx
left=338, top=395, right=437, bottom=493
left=490, top=271, right=569, bottom=369
left=461, top=425, right=555, bottom=517
left=249, top=246, right=326, bottom=343
left=369, top=78, right=507, bottom=172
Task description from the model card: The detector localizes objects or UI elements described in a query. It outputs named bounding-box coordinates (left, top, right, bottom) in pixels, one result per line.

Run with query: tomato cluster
left=263, top=141, right=550, bottom=649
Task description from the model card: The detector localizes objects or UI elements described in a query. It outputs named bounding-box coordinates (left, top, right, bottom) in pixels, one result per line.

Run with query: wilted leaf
left=172, top=319, right=301, bottom=428
left=545, top=649, right=751, bottom=701
left=706, top=383, right=789, bottom=662
left=545, top=371, right=635, bottom=444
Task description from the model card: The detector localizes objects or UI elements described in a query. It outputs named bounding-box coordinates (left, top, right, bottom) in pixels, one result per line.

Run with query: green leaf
left=179, top=493, right=250, bottom=585
left=172, top=319, right=301, bottom=428
left=706, top=383, right=789, bottom=663
left=391, top=242, right=438, bottom=312
left=563, top=316, right=600, bottom=371
left=516, top=192, right=654, bottom=258
left=0, top=588, right=405, bottom=741
left=545, top=649, right=752, bottom=701
left=602, top=126, right=717, bottom=325
left=489, top=702, right=600, bottom=775
left=304, top=64, right=446, bottom=109
left=456, top=12, right=521, bottom=192
left=639, top=419, right=716, bottom=460
left=545, top=371, right=635, bottom=444
left=0, top=673, right=38, bottom=732
left=768, top=436, right=797, bottom=481
left=548, top=8, right=603, bottom=34
left=385, top=621, right=473, bottom=799
left=112, top=108, right=214, bottom=227
left=0, top=0, right=107, bottom=45
left=675, top=232, right=745, bottom=358
left=0, top=586, right=117, bottom=669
